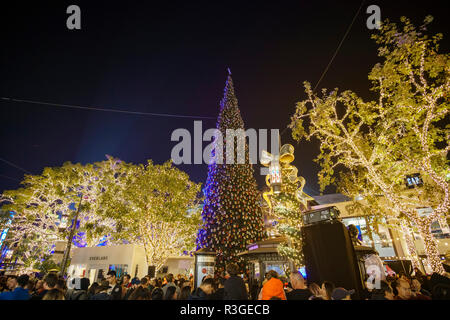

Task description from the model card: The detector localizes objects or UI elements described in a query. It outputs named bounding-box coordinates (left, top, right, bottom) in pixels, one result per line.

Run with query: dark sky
left=1, top=0, right=449, bottom=195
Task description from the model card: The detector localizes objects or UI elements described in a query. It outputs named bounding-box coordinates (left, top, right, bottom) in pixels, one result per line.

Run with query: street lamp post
left=60, top=194, right=83, bottom=277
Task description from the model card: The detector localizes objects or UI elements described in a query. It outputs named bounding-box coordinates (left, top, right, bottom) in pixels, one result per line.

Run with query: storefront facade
left=68, top=244, right=194, bottom=284
left=68, top=244, right=147, bottom=284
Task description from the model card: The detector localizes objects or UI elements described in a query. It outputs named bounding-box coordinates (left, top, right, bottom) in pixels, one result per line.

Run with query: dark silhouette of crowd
left=1, top=264, right=449, bottom=300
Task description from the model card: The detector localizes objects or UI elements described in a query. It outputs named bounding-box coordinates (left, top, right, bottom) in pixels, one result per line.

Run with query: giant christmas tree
left=196, top=72, right=265, bottom=272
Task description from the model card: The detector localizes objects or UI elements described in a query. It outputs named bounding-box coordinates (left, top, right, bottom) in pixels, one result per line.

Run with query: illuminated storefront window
left=265, top=262, right=289, bottom=278
left=108, top=264, right=128, bottom=278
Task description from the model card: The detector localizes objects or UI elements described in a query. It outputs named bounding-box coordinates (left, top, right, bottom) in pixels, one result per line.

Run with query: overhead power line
left=1, top=97, right=216, bottom=120
left=0, top=157, right=32, bottom=175
left=281, top=0, right=366, bottom=139
left=312, top=0, right=366, bottom=92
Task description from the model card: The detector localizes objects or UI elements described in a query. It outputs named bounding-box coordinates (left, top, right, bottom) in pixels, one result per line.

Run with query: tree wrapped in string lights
left=0, top=157, right=121, bottom=268
left=196, top=73, right=265, bottom=272
left=290, top=16, right=449, bottom=273
left=97, top=160, right=202, bottom=272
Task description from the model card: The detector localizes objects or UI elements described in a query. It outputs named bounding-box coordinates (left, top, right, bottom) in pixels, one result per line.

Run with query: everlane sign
left=89, top=256, right=108, bottom=261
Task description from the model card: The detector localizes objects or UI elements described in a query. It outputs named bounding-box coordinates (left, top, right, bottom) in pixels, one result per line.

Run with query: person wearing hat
left=331, top=287, right=355, bottom=300
left=91, top=279, right=111, bottom=300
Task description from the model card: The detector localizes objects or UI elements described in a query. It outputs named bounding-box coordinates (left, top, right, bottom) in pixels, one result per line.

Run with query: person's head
left=411, top=278, right=422, bottom=293
left=394, top=279, right=412, bottom=300
left=348, top=224, right=360, bottom=239
left=321, top=281, right=335, bottom=300
left=380, top=280, right=394, bottom=300
left=88, top=282, right=99, bottom=295
left=151, top=287, right=164, bottom=300
left=267, top=270, right=278, bottom=280
left=217, top=277, right=226, bottom=289
left=200, top=277, right=215, bottom=295
left=309, top=282, right=322, bottom=297
left=43, top=273, right=58, bottom=290
left=7, top=275, right=18, bottom=290
left=98, top=279, right=111, bottom=293
left=290, top=272, right=306, bottom=289
left=179, top=285, right=191, bottom=300
left=201, top=274, right=213, bottom=283
left=226, top=263, right=240, bottom=277
left=35, top=279, right=43, bottom=290
left=79, top=278, right=90, bottom=291
left=42, top=288, right=65, bottom=300
left=0, top=276, right=7, bottom=288
left=166, top=273, right=174, bottom=283
left=26, top=280, right=35, bottom=291
left=131, top=277, right=141, bottom=288
left=398, top=271, right=410, bottom=282
left=140, top=277, right=148, bottom=287
left=128, top=286, right=151, bottom=300
left=331, top=287, right=354, bottom=300
left=164, top=285, right=177, bottom=300
left=123, top=274, right=131, bottom=285
left=17, top=274, right=30, bottom=288
left=106, top=271, right=117, bottom=285
left=56, top=278, right=67, bottom=293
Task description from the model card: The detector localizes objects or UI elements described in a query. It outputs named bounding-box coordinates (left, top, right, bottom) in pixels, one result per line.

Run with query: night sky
left=1, top=1, right=449, bottom=195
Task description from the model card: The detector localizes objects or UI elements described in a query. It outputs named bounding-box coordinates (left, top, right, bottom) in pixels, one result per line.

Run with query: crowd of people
left=0, top=263, right=449, bottom=300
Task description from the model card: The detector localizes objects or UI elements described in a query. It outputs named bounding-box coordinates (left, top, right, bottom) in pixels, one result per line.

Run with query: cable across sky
left=1, top=97, right=216, bottom=120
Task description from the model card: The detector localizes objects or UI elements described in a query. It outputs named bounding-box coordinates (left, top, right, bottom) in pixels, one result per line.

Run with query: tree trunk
left=400, top=221, right=420, bottom=270
left=417, top=219, right=444, bottom=274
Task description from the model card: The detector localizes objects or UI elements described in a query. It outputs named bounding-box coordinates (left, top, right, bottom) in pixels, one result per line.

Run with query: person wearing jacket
left=67, top=278, right=90, bottom=300
left=106, top=270, right=122, bottom=300
left=210, top=277, right=226, bottom=300
left=90, top=280, right=111, bottom=300
left=188, top=278, right=214, bottom=300
left=0, top=274, right=30, bottom=300
left=224, top=263, right=248, bottom=300
left=259, top=270, right=286, bottom=300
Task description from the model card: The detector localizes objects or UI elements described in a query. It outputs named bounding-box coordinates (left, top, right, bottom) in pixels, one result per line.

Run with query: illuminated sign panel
left=406, top=173, right=423, bottom=188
